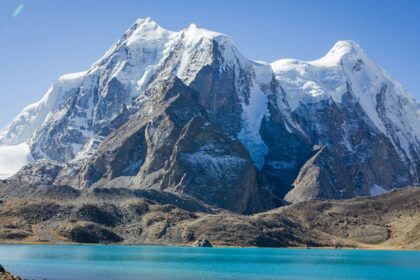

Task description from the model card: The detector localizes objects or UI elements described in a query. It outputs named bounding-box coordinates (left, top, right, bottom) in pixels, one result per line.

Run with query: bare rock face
left=73, top=77, right=204, bottom=188
left=12, top=160, right=65, bottom=186
left=51, top=77, right=274, bottom=214
left=284, top=91, right=414, bottom=203
left=285, top=146, right=350, bottom=202
left=188, top=41, right=244, bottom=136
left=259, top=88, right=314, bottom=199
left=160, top=116, right=271, bottom=213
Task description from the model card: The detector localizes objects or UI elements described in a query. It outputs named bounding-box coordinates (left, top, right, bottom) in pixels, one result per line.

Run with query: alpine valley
left=0, top=18, right=419, bottom=249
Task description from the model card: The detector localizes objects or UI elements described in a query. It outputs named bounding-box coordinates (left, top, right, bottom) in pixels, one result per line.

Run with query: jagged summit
left=119, top=18, right=172, bottom=51
left=135, top=17, right=158, bottom=26
left=124, top=18, right=232, bottom=49
left=129, top=17, right=171, bottom=36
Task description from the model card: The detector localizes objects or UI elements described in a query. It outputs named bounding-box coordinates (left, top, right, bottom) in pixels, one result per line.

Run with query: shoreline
left=0, top=242, right=417, bottom=252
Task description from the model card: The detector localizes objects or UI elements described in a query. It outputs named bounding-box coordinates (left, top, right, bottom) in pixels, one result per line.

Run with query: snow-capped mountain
left=0, top=18, right=418, bottom=211
left=272, top=41, right=419, bottom=170
left=271, top=41, right=419, bottom=201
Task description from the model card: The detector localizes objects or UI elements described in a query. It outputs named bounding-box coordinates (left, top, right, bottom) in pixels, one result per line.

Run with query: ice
left=237, top=64, right=271, bottom=169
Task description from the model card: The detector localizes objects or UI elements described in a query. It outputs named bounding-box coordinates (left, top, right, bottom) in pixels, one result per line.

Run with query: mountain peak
left=311, top=40, right=365, bottom=66
left=329, top=40, right=363, bottom=56
left=134, top=17, right=159, bottom=29
left=182, top=23, right=231, bottom=45
left=187, top=23, right=200, bottom=29
left=123, top=18, right=171, bottom=48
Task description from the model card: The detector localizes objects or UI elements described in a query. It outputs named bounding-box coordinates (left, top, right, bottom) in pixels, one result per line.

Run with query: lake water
left=0, top=245, right=419, bottom=280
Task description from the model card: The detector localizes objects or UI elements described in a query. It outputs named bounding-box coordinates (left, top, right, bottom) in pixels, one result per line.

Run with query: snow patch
left=369, top=184, right=388, bottom=196
left=183, top=151, right=246, bottom=180
left=237, top=68, right=270, bottom=169
left=58, top=71, right=87, bottom=82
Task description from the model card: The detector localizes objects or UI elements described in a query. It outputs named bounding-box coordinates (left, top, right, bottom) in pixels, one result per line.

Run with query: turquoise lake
left=0, top=245, right=419, bottom=279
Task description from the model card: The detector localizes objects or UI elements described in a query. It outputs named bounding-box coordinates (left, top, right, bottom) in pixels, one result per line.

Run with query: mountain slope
left=271, top=41, right=420, bottom=171
left=1, top=181, right=418, bottom=249
left=0, top=20, right=418, bottom=211
left=271, top=40, right=419, bottom=202
left=0, top=72, right=86, bottom=146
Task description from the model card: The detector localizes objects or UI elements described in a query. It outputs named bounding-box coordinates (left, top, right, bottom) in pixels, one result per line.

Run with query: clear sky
left=0, top=0, right=419, bottom=127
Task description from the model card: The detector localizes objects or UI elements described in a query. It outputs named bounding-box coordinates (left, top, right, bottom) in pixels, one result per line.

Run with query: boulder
left=195, top=239, right=213, bottom=247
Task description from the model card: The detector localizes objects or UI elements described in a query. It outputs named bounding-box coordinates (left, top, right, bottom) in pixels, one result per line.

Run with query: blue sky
left=0, top=0, right=419, bottom=127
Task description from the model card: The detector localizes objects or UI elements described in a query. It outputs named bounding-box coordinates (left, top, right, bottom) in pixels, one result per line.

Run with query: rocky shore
left=0, top=265, right=22, bottom=280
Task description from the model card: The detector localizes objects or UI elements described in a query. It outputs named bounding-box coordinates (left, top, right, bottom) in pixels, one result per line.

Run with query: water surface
left=0, top=245, right=419, bottom=280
